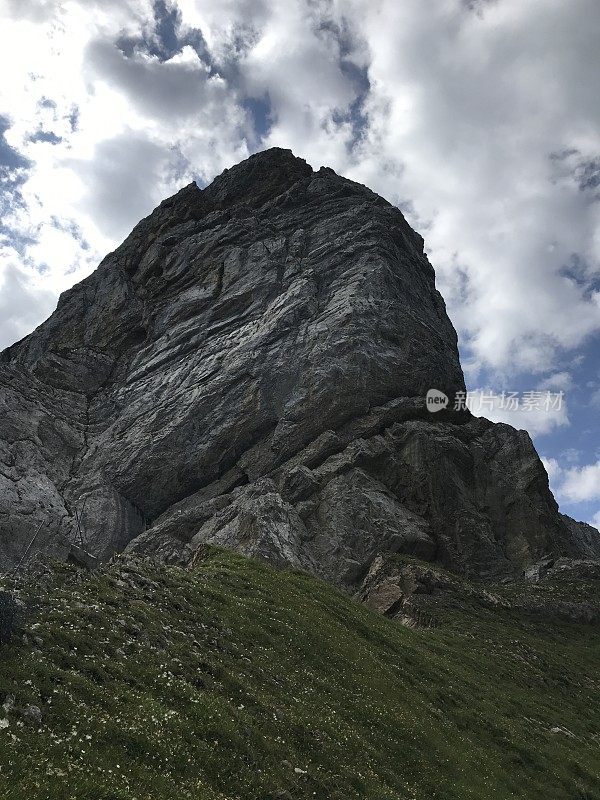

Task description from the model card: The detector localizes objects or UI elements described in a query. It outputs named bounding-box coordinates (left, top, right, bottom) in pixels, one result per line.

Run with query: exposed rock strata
left=0, top=148, right=598, bottom=579
left=358, top=552, right=600, bottom=625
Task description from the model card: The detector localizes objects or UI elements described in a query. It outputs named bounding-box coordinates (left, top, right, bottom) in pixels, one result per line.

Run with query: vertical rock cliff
left=0, top=148, right=597, bottom=581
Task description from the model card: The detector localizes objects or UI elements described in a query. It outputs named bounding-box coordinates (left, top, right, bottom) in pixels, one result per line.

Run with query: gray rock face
left=559, top=515, right=600, bottom=560
left=129, top=406, right=590, bottom=584
left=0, top=147, right=598, bottom=579
left=357, top=552, right=600, bottom=625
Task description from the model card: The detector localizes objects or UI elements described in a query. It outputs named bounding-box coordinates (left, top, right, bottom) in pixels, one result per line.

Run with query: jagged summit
left=0, top=150, right=597, bottom=577
left=121, top=149, right=314, bottom=252
left=203, top=147, right=312, bottom=208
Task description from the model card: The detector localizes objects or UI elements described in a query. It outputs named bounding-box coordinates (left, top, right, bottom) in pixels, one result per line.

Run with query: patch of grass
left=0, top=548, right=598, bottom=799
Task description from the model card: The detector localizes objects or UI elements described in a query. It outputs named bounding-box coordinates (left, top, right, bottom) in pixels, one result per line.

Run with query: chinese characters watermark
left=425, top=389, right=565, bottom=413
left=454, top=390, right=564, bottom=413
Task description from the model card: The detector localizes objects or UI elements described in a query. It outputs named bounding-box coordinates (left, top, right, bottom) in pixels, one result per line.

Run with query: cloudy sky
left=0, top=0, right=599, bottom=527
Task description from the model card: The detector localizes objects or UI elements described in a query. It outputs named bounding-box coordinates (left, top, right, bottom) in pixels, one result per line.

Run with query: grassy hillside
left=0, top=547, right=598, bottom=800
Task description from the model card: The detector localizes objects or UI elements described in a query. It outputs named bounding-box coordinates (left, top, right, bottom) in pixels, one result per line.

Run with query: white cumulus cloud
left=560, top=460, right=600, bottom=503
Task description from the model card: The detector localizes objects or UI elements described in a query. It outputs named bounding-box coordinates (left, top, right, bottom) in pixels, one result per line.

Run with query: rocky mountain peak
left=0, top=149, right=598, bottom=578
left=202, top=147, right=313, bottom=209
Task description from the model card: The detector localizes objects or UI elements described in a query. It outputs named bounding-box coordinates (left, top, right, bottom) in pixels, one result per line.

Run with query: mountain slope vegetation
left=0, top=547, right=598, bottom=800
